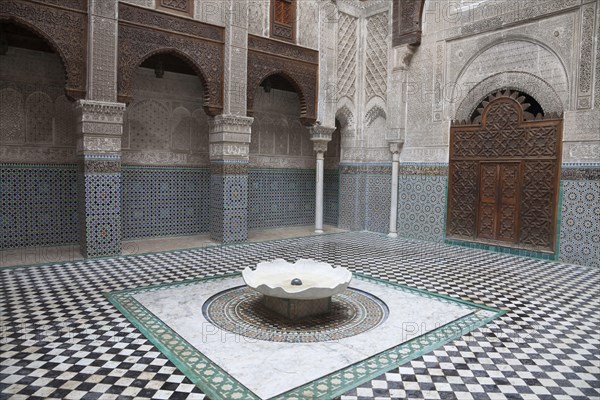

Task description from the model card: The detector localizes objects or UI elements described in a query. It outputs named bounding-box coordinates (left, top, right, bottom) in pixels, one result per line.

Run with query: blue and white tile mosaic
left=366, top=174, right=391, bottom=234
left=211, top=174, right=249, bottom=243
left=81, top=173, right=122, bottom=258
left=397, top=175, right=447, bottom=242
left=324, top=170, right=339, bottom=226
left=338, top=174, right=366, bottom=231
left=1, top=164, right=78, bottom=249
left=559, top=180, right=600, bottom=267
left=121, top=167, right=210, bottom=240
left=248, top=169, right=315, bottom=229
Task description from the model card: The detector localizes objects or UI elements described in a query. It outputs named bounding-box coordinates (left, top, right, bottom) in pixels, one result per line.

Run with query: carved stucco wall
left=249, top=88, right=314, bottom=169
left=0, top=48, right=77, bottom=164
left=122, top=68, right=210, bottom=166
left=401, top=0, right=599, bottom=164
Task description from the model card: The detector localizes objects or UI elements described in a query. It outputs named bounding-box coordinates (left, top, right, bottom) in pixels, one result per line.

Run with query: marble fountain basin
left=242, top=259, right=353, bottom=320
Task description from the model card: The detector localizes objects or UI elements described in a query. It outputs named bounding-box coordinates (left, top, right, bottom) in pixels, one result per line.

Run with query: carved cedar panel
left=0, top=0, right=87, bottom=99
left=448, top=161, right=477, bottom=238
left=157, top=0, right=193, bottom=17
left=447, top=90, right=562, bottom=252
left=247, top=35, right=318, bottom=126
left=117, top=3, right=224, bottom=116
left=392, top=0, right=425, bottom=46
left=271, top=0, right=295, bottom=42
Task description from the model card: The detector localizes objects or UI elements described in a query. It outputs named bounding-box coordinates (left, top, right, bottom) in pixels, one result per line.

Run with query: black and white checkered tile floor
left=2, top=232, right=599, bottom=400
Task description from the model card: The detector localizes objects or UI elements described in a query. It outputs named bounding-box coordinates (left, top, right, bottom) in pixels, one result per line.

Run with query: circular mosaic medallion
left=202, top=286, right=389, bottom=343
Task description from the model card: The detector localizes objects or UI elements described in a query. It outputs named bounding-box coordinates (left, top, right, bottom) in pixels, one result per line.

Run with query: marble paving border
left=105, top=272, right=505, bottom=400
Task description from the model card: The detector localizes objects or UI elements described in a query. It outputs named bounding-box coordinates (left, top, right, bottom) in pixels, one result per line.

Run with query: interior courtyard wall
left=337, top=2, right=394, bottom=234
left=396, top=0, right=599, bottom=266
left=120, top=68, right=211, bottom=239
left=248, top=88, right=339, bottom=228
left=0, top=47, right=78, bottom=249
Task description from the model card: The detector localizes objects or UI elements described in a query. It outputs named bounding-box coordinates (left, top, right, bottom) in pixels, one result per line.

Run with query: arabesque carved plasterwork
left=364, top=105, right=387, bottom=127
left=337, top=13, right=357, bottom=100
left=365, top=12, right=389, bottom=102
left=0, top=0, right=87, bottom=100
left=576, top=3, right=595, bottom=109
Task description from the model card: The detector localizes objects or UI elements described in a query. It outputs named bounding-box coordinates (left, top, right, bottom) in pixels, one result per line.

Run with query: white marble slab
left=134, top=277, right=473, bottom=399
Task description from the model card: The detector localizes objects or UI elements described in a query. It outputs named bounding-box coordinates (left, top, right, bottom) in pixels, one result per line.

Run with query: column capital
left=209, top=114, right=254, bottom=136
left=309, top=125, right=336, bottom=142
left=389, top=140, right=404, bottom=162
left=389, top=140, right=404, bottom=155
left=209, top=114, right=254, bottom=161
left=76, top=100, right=126, bottom=124
left=76, top=100, right=125, bottom=154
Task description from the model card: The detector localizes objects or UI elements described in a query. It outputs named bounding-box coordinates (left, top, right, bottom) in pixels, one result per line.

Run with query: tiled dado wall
left=1, top=164, right=78, bottom=249
left=121, top=167, right=211, bottom=240
left=559, top=164, right=600, bottom=267
left=248, top=169, right=339, bottom=229
left=397, top=164, right=448, bottom=242
left=338, top=164, right=392, bottom=234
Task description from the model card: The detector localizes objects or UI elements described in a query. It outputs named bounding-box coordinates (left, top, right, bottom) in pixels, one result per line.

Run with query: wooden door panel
left=447, top=90, right=562, bottom=252
left=496, top=163, right=520, bottom=242
left=477, top=163, right=498, bottom=239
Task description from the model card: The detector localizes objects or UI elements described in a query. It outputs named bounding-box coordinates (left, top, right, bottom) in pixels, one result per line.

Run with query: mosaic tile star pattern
left=0, top=164, right=78, bottom=249
left=559, top=180, right=600, bottom=267
left=249, top=169, right=315, bottom=229
left=2, top=232, right=598, bottom=399
left=397, top=175, right=447, bottom=242
left=121, top=167, right=210, bottom=240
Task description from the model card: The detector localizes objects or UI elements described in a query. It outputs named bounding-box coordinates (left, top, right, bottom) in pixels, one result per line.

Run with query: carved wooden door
left=447, top=90, right=563, bottom=253
left=477, top=162, right=521, bottom=243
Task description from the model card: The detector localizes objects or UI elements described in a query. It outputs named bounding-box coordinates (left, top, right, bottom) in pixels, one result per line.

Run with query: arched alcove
left=120, top=52, right=211, bottom=240
left=0, top=21, right=78, bottom=249
left=248, top=73, right=317, bottom=229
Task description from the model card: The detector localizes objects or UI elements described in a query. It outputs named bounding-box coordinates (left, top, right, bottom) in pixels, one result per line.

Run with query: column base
left=315, top=229, right=324, bottom=234
left=387, top=232, right=398, bottom=238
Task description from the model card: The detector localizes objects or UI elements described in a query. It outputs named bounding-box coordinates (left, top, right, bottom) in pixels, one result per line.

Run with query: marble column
left=311, top=126, right=335, bottom=233
left=388, top=141, right=403, bottom=238
left=76, top=101, right=125, bottom=257
left=76, top=0, right=125, bottom=257
left=209, top=115, right=254, bottom=243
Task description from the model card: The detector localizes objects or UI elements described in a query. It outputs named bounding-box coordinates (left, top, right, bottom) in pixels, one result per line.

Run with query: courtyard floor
left=1, top=231, right=599, bottom=399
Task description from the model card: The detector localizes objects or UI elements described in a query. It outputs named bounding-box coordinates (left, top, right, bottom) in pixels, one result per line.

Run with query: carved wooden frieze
left=0, top=0, right=87, bottom=100
left=117, top=3, right=224, bottom=116
left=247, top=34, right=318, bottom=126
left=392, top=0, right=425, bottom=47
left=447, top=90, right=563, bottom=252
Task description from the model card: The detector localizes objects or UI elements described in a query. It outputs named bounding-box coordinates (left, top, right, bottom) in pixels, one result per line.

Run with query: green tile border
left=105, top=272, right=505, bottom=400
left=444, top=238, right=556, bottom=260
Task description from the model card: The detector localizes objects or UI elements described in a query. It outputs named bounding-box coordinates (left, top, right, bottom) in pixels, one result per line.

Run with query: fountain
left=242, top=259, right=353, bottom=320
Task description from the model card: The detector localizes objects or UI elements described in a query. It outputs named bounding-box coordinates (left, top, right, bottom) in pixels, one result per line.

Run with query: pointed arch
left=248, top=71, right=310, bottom=124
left=0, top=13, right=86, bottom=100
left=118, top=48, right=213, bottom=114
left=117, top=3, right=225, bottom=115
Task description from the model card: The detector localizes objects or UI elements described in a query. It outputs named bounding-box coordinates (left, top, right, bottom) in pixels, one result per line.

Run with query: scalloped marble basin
left=242, top=259, right=353, bottom=300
